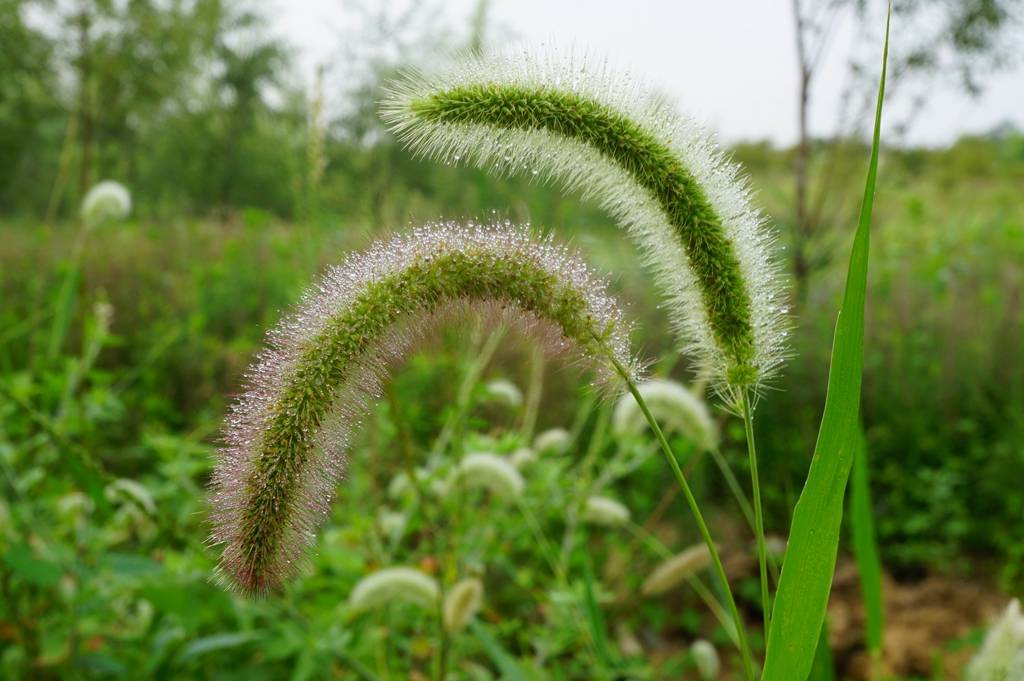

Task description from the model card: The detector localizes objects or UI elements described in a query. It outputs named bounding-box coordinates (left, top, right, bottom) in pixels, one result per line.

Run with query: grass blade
left=808, top=619, right=836, bottom=681
left=762, top=8, right=889, bottom=680
left=470, top=620, right=531, bottom=681
left=851, top=427, right=885, bottom=664
left=581, top=553, right=614, bottom=667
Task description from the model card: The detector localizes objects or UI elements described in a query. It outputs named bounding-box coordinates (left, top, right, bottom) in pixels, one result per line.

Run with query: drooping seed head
left=382, top=46, right=790, bottom=398
left=443, top=578, right=484, bottom=632
left=581, top=495, right=631, bottom=527
left=690, top=640, right=720, bottom=681
left=81, top=180, right=131, bottom=226
left=482, top=378, right=523, bottom=408
left=533, top=427, right=570, bottom=454
left=641, top=544, right=713, bottom=596
left=448, top=452, right=525, bottom=499
left=209, top=221, right=636, bottom=595
left=348, top=567, right=439, bottom=612
left=965, top=599, right=1024, bottom=681
left=376, top=508, right=407, bottom=536
left=508, top=447, right=537, bottom=469
left=612, top=378, right=718, bottom=451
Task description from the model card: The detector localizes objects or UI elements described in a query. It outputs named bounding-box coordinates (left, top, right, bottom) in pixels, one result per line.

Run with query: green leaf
left=581, top=553, right=614, bottom=668
left=762, top=9, right=889, bottom=681
left=470, top=620, right=530, bottom=681
left=851, top=428, right=885, bottom=657
left=3, top=543, right=62, bottom=587
left=102, top=552, right=164, bottom=577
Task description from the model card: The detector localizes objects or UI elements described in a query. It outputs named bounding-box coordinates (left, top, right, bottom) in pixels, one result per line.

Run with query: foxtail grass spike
left=449, top=452, right=525, bottom=499
left=581, top=495, right=631, bottom=527
left=209, top=221, right=636, bottom=595
left=612, top=378, right=718, bottom=451
left=641, top=543, right=712, bottom=596
left=443, top=578, right=484, bottom=632
left=482, top=378, right=523, bottom=408
left=382, top=47, right=789, bottom=395
left=533, top=427, right=570, bottom=454
left=81, top=180, right=131, bottom=226
left=965, top=599, right=1024, bottom=681
left=348, top=567, right=439, bottom=612
left=690, top=640, right=721, bottom=681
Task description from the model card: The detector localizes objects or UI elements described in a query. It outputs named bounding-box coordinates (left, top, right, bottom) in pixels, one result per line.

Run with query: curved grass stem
left=604, top=349, right=756, bottom=681
left=742, top=389, right=771, bottom=638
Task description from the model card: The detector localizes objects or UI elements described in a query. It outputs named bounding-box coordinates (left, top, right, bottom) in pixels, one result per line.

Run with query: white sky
left=275, top=0, right=1024, bottom=146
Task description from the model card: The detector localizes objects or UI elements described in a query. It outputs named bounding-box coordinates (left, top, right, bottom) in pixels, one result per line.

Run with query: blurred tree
left=0, top=0, right=61, bottom=212
left=789, top=0, right=1021, bottom=297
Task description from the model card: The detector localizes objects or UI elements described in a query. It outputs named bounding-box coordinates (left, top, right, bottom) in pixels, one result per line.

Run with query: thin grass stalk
left=519, top=343, right=545, bottom=440
left=604, top=349, right=755, bottom=681
left=742, top=389, right=772, bottom=636
left=430, top=324, right=507, bottom=460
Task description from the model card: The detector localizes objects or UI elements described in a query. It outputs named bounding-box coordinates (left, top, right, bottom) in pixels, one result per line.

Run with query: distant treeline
left=4, top=0, right=1023, bottom=225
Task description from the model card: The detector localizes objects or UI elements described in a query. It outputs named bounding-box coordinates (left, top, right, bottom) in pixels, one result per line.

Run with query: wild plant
left=442, top=578, right=484, bottom=633
left=378, top=16, right=891, bottom=678
left=209, top=221, right=637, bottom=595
left=210, top=10, right=891, bottom=677
left=347, top=566, right=440, bottom=611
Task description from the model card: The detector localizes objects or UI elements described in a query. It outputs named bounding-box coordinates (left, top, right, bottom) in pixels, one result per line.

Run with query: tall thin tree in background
left=789, top=0, right=1020, bottom=300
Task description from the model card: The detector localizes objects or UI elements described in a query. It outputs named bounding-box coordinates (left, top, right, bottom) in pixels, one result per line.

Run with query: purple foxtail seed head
left=208, top=220, right=636, bottom=595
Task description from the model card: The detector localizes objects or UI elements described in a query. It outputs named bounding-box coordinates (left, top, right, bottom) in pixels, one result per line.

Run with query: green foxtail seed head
left=581, top=495, right=631, bottom=527
left=348, top=567, right=439, bottom=612
left=448, top=452, right=524, bottom=499
left=382, top=46, right=790, bottom=398
left=376, top=508, right=406, bottom=536
left=508, top=447, right=537, bottom=468
left=641, top=544, right=713, bottom=596
left=81, top=180, right=131, bottom=226
left=482, top=378, right=523, bottom=408
left=965, top=599, right=1024, bottom=681
left=612, top=378, right=718, bottom=451
left=443, top=578, right=484, bottom=633
left=533, top=427, right=570, bottom=454
left=209, top=221, right=637, bottom=595
left=690, top=640, right=720, bottom=681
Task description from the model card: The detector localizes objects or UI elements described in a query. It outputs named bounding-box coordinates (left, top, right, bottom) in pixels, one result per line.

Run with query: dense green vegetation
left=2, top=1, right=1023, bottom=679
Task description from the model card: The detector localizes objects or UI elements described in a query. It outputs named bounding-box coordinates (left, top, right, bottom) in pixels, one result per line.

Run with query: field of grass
left=2, top=132, right=1022, bottom=679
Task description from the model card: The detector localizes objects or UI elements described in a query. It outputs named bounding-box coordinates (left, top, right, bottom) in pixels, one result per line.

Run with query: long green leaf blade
left=470, top=620, right=531, bottom=681
left=762, top=9, right=890, bottom=680
left=851, top=427, right=885, bottom=659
